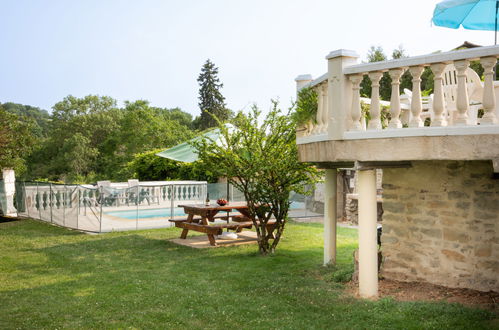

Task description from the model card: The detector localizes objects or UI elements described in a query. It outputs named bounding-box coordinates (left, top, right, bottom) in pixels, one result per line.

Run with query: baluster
left=42, top=191, right=47, bottom=210
left=409, top=66, right=425, bottom=127
left=35, top=191, right=40, bottom=210
left=388, top=68, right=404, bottom=128
left=56, top=190, right=61, bottom=209
left=480, top=57, right=498, bottom=125
left=368, top=71, right=383, bottom=130
left=313, top=85, right=324, bottom=134
left=454, top=60, right=470, bottom=125
left=349, top=74, right=363, bottom=130
left=321, top=84, right=329, bottom=133
left=430, top=63, right=448, bottom=127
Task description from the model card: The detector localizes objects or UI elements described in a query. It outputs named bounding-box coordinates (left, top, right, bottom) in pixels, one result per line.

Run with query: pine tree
left=197, top=59, right=229, bottom=130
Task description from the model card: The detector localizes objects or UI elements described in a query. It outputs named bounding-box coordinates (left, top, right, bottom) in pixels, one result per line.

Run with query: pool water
left=105, top=201, right=306, bottom=220
left=106, top=207, right=186, bottom=219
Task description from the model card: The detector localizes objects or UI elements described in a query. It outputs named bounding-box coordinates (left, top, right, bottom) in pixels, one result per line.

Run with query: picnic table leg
left=180, top=213, right=194, bottom=239
left=207, top=234, right=217, bottom=246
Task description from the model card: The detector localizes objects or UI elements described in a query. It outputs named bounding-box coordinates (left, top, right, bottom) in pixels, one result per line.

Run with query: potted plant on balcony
left=292, top=87, right=318, bottom=136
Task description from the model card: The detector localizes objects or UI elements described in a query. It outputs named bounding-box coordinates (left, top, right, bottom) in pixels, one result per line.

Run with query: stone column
left=357, top=169, right=378, bottom=298
left=324, top=169, right=337, bottom=265
left=2, top=169, right=17, bottom=217
left=295, top=74, right=313, bottom=95
left=326, top=49, right=359, bottom=140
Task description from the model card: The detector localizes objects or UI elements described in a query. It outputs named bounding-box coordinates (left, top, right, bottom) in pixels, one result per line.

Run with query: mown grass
left=0, top=219, right=495, bottom=329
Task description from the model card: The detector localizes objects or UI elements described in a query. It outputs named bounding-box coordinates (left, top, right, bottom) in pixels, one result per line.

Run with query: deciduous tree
left=0, top=106, right=37, bottom=175
left=193, top=102, right=320, bottom=255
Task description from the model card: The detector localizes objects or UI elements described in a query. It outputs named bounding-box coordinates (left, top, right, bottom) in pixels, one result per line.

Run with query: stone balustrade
left=296, top=45, right=499, bottom=144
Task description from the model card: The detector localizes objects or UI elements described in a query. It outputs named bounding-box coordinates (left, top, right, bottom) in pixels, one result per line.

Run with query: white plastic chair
left=441, top=65, right=482, bottom=125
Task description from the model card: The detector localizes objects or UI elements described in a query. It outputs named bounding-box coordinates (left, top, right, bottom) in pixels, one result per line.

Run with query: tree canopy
left=14, top=95, right=196, bottom=183
left=0, top=106, right=37, bottom=175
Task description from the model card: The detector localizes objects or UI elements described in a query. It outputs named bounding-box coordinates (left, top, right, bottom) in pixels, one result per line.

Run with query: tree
left=27, top=95, right=122, bottom=182
left=361, top=45, right=415, bottom=100
left=360, top=46, right=391, bottom=100
left=0, top=106, right=37, bottom=175
left=2, top=102, right=50, bottom=137
left=193, top=102, right=320, bottom=255
left=367, top=46, right=387, bottom=62
left=197, top=59, right=230, bottom=130
left=391, top=45, right=407, bottom=60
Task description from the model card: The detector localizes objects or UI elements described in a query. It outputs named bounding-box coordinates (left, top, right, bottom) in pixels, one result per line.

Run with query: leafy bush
left=123, top=149, right=218, bottom=183
left=291, top=87, right=318, bottom=125
left=360, top=101, right=391, bottom=129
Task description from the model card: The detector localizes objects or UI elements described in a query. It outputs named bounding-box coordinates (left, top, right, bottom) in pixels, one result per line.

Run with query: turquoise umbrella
left=432, top=0, right=499, bottom=44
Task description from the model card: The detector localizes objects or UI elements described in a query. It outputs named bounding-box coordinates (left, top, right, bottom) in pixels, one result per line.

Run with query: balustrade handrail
left=343, top=45, right=499, bottom=75
left=296, top=45, right=499, bottom=143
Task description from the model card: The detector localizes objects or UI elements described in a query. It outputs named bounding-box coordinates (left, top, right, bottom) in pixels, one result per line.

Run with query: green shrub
left=292, top=87, right=318, bottom=125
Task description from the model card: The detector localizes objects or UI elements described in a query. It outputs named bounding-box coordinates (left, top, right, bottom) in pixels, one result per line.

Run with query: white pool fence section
left=15, top=181, right=323, bottom=232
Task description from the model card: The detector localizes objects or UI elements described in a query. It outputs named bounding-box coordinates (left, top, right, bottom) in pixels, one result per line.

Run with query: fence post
left=76, top=188, right=80, bottom=229
left=63, top=184, right=66, bottom=226
left=49, top=183, right=53, bottom=223
left=135, top=185, right=139, bottom=231
left=37, top=182, right=41, bottom=221
left=99, top=186, right=103, bottom=233
left=170, top=184, right=175, bottom=223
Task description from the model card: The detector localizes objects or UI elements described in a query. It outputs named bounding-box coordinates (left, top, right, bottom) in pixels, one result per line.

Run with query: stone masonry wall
left=381, top=160, right=499, bottom=292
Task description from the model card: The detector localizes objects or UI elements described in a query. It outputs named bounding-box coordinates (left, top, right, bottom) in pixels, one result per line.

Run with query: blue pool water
left=106, top=207, right=186, bottom=219
left=105, top=201, right=305, bottom=220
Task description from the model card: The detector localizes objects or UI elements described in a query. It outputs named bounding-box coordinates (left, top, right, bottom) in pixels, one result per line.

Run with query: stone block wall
left=381, top=160, right=499, bottom=292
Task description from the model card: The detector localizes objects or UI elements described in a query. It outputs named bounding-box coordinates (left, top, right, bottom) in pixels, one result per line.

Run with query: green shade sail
left=156, top=127, right=224, bottom=163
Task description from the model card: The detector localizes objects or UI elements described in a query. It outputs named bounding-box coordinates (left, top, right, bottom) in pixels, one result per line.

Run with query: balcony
left=296, top=46, right=499, bottom=168
left=295, top=46, right=499, bottom=299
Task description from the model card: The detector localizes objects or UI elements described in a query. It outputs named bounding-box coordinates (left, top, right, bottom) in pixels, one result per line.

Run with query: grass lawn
left=0, top=219, right=495, bottom=329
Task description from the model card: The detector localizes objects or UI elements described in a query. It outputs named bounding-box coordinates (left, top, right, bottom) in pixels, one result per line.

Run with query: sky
left=0, top=0, right=495, bottom=117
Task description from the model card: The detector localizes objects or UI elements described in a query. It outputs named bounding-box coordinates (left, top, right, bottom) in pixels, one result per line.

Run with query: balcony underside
left=298, top=134, right=499, bottom=169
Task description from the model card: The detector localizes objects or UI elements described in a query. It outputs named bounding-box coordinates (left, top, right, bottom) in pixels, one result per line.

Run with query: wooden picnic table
left=171, top=202, right=254, bottom=246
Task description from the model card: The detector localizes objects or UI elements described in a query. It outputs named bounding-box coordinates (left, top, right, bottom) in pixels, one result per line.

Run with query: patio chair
left=96, top=180, right=118, bottom=206
left=400, top=65, right=488, bottom=126
left=399, top=89, right=433, bottom=125
left=126, top=179, right=139, bottom=205
left=441, top=64, right=483, bottom=125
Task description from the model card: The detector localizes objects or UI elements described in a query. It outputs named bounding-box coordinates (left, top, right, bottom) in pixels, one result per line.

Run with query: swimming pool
left=105, top=201, right=306, bottom=220
left=105, top=207, right=186, bottom=219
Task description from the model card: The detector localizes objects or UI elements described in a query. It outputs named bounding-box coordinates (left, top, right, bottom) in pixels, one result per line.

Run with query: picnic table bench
left=169, top=203, right=277, bottom=246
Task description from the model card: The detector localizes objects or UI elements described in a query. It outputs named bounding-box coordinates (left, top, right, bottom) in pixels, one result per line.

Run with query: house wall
left=381, top=160, right=499, bottom=292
